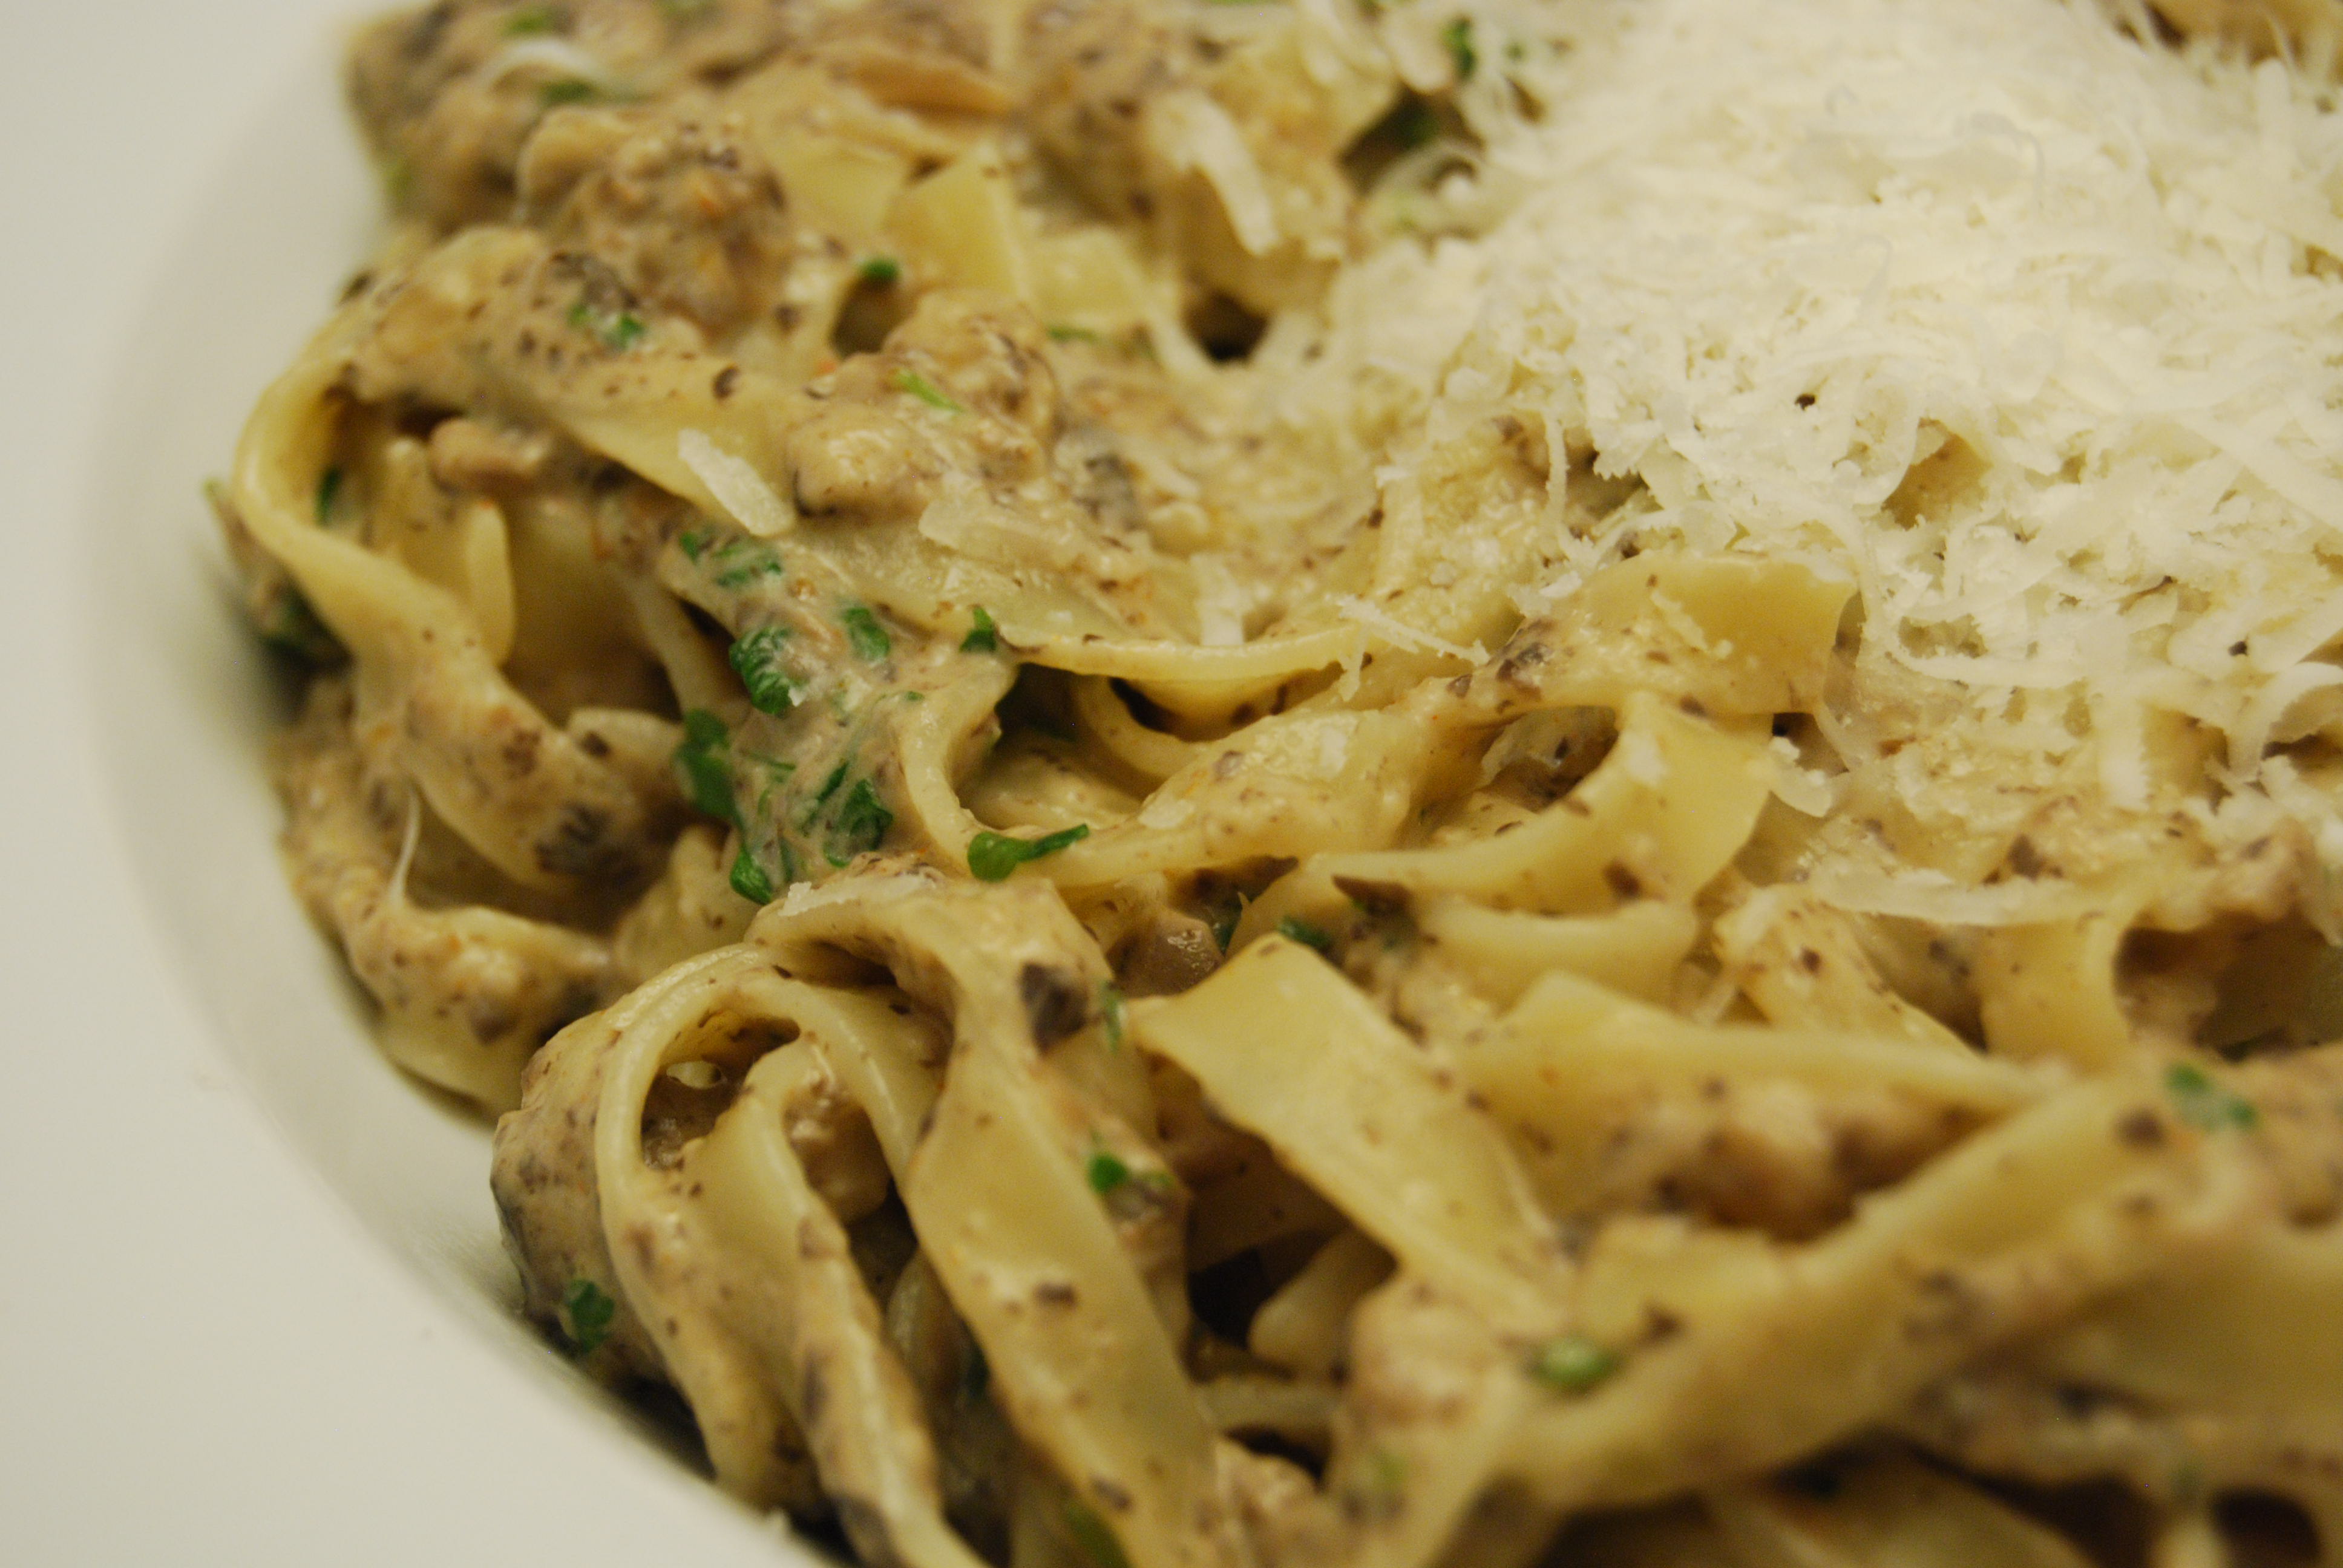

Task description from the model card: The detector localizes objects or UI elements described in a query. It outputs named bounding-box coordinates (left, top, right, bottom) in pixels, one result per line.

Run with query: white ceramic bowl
left=2, top=7, right=820, bottom=1562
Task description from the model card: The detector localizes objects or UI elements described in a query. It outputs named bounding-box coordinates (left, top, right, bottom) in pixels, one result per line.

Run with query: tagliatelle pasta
left=218, top=0, right=2343, bottom=1564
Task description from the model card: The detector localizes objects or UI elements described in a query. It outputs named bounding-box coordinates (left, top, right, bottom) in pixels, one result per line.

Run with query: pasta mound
left=217, top=0, right=2343, bottom=1564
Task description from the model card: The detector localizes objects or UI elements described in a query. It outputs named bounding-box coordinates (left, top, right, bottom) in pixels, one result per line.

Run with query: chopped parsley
left=1086, top=1142, right=1170, bottom=1202
left=736, top=747, right=795, bottom=820
left=505, top=4, right=559, bottom=33
left=677, top=526, right=714, bottom=561
left=825, top=778, right=894, bottom=866
left=730, top=844, right=775, bottom=904
left=729, top=626, right=801, bottom=714
left=561, top=1278, right=617, bottom=1354
left=961, top=605, right=1000, bottom=653
left=1046, top=323, right=1102, bottom=344
left=842, top=604, right=891, bottom=661
left=567, top=297, right=644, bottom=349
left=796, top=762, right=849, bottom=831
left=540, top=77, right=601, bottom=107
left=1530, top=1335, right=1619, bottom=1394
left=1086, top=1148, right=1133, bottom=1195
left=1441, top=16, right=1478, bottom=80
left=314, top=465, right=342, bottom=524
left=2165, top=1062, right=2259, bottom=1132
left=710, top=537, right=784, bottom=589
left=968, top=824, right=1090, bottom=881
left=1062, top=1500, right=1132, bottom=1568
left=673, top=709, right=737, bottom=826
left=893, top=368, right=964, bottom=413
left=1100, top=982, right=1126, bottom=1050
left=1277, top=916, right=1335, bottom=953
left=857, top=255, right=902, bottom=286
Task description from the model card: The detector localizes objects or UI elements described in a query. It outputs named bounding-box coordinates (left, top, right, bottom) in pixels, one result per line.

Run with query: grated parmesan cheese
left=1190, top=553, right=1251, bottom=646
left=679, top=430, right=793, bottom=537
left=777, top=871, right=937, bottom=918
left=1334, top=594, right=1488, bottom=662
left=1288, top=0, right=2343, bottom=916
left=1614, top=728, right=1668, bottom=789
left=1769, top=736, right=1839, bottom=818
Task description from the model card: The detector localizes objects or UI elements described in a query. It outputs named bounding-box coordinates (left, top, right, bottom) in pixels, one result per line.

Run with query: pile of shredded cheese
left=1280, top=0, right=2343, bottom=917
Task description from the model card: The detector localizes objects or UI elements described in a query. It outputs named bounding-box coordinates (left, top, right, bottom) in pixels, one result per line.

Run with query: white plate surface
left=0, top=6, right=816, bottom=1563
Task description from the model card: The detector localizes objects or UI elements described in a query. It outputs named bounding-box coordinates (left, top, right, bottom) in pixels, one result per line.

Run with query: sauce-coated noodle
left=220, top=0, right=2343, bottom=1563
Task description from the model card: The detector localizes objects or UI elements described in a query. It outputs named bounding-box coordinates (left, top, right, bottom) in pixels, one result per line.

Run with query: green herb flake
left=677, top=526, right=713, bottom=561
left=2164, top=1062, right=2259, bottom=1132
left=842, top=605, right=892, bottom=661
left=1062, top=1500, right=1133, bottom=1568
left=1277, top=916, right=1335, bottom=954
left=799, top=762, right=849, bottom=831
left=730, top=844, right=775, bottom=904
left=1086, top=1148, right=1133, bottom=1195
left=541, top=77, right=600, bottom=107
left=314, top=465, right=342, bottom=524
left=893, top=368, right=964, bottom=413
left=562, top=1277, right=617, bottom=1354
left=673, top=708, right=738, bottom=826
left=567, top=297, right=645, bottom=350
left=857, top=255, right=902, bottom=286
left=1046, top=323, right=1102, bottom=344
left=505, top=4, right=559, bottom=34
left=960, top=1343, right=990, bottom=1404
left=826, top=778, right=895, bottom=866
left=1529, top=1334, right=1619, bottom=1394
left=968, top=823, right=1091, bottom=881
left=1101, top=983, right=1126, bottom=1051
left=710, top=537, right=784, bottom=589
left=729, top=626, right=801, bottom=715
left=1441, top=16, right=1477, bottom=80
left=741, top=748, right=795, bottom=814
left=961, top=605, right=1000, bottom=654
